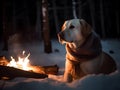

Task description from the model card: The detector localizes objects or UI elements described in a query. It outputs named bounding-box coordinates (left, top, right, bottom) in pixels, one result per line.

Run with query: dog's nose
left=58, top=32, right=64, bottom=40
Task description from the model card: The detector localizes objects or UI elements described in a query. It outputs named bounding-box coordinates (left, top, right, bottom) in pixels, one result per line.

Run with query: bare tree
left=87, top=0, right=95, bottom=30
left=42, top=0, right=52, bottom=53
left=115, top=0, right=119, bottom=38
left=24, top=0, right=31, bottom=38
left=72, top=0, right=77, bottom=18
left=63, top=0, right=68, bottom=20
left=2, top=0, right=8, bottom=50
left=36, top=0, right=42, bottom=40
left=78, top=1, right=82, bottom=19
left=100, top=0, right=105, bottom=38
left=52, top=0, right=59, bottom=33
left=116, top=11, right=119, bottom=38
left=12, top=1, right=16, bottom=33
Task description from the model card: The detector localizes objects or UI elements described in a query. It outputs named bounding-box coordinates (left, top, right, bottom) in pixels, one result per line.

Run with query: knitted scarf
left=66, top=32, right=102, bottom=62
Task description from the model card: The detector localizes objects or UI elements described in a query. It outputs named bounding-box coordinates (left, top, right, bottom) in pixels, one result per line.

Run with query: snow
left=0, top=38, right=120, bottom=90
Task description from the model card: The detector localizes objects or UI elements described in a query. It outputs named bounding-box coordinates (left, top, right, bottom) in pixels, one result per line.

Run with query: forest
left=1, top=0, right=120, bottom=52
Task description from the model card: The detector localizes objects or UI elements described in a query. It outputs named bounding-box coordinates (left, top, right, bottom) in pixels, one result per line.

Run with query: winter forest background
left=1, top=0, right=120, bottom=53
left=1, top=0, right=120, bottom=40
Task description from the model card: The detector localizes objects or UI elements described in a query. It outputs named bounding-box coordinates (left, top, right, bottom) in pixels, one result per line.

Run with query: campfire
left=7, top=51, right=31, bottom=71
left=0, top=51, right=59, bottom=80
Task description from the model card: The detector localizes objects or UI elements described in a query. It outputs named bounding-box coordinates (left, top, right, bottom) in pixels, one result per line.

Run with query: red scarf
left=66, top=33, right=102, bottom=62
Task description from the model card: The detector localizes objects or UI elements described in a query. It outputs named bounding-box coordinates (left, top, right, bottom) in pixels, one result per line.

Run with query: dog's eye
left=69, top=25, right=74, bottom=29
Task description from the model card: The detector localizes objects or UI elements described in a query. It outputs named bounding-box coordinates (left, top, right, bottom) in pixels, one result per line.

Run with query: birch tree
left=42, top=0, right=52, bottom=53
left=72, top=0, right=77, bottom=18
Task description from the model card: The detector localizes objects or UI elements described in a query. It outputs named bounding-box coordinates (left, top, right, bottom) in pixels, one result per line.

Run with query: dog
left=58, top=19, right=117, bottom=82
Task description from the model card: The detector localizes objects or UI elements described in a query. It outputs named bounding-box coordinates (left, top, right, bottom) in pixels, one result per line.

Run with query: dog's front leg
left=64, top=59, right=73, bottom=82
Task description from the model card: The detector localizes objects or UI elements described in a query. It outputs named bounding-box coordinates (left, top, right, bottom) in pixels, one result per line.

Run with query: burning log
left=0, top=64, right=59, bottom=80
left=0, top=65, right=48, bottom=80
left=0, top=56, right=59, bottom=80
left=29, top=64, right=59, bottom=75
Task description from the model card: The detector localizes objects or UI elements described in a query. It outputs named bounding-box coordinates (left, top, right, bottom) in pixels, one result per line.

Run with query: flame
left=7, top=51, right=31, bottom=71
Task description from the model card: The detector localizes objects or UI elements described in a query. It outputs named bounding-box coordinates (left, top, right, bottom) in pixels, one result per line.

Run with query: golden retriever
left=58, top=19, right=117, bottom=82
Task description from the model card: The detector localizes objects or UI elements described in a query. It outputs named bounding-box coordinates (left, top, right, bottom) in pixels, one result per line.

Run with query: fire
left=7, top=51, right=31, bottom=71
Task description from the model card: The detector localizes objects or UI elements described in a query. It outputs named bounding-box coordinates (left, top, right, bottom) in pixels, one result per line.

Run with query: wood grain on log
left=0, top=56, right=59, bottom=80
left=0, top=65, right=48, bottom=80
left=29, top=64, right=59, bottom=75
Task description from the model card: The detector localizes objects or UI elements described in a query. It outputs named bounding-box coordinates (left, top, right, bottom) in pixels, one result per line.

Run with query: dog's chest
left=66, top=33, right=102, bottom=62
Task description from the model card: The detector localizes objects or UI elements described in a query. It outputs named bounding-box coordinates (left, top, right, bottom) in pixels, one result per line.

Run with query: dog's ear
left=80, top=19, right=92, bottom=38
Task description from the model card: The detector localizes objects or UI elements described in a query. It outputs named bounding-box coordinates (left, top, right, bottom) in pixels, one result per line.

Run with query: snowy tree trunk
left=36, top=0, right=42, bottom=40
left=88, top=0, right=96, bottom=30
left=100, top=0, right=105, bottom=38
left=52, top=0, right=59, bottom=33
left=42, top=0, right=52, bottom=53
left=72, top=0, right=77, bottom=19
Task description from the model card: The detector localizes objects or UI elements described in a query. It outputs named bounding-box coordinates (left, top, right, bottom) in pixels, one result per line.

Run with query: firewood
left=29, top=64, right=59, bottom=75
left=0, top=65, right=48, bottom=80
left=0, top=56, right=59, bottom=80
left=0, top=56, right=9, bottom=66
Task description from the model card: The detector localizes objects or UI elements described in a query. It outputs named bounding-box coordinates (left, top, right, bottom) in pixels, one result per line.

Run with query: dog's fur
left=58, top=19, right=117, bottom=82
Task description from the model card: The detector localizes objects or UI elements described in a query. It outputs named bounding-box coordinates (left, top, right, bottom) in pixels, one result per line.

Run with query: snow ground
left=0, top=39, right=120, bottom=90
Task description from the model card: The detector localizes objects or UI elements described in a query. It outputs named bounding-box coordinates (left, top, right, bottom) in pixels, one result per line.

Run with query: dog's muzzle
left=58, top=32, right=64, bottom=40
left=58, top=32, right=65, bottom=44
left=58, top=31, right=73, bottom=44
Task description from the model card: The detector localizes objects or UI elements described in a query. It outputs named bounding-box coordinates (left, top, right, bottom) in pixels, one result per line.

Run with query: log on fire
left=0, top=56, right=59, bottom=80
left=29, top=64, right=59, bottom=75
left=0, top=65, right=48, bottom=80
left=0, top=64, right=59, bottom=80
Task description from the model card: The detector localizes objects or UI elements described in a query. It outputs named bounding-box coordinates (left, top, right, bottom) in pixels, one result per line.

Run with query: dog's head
left=58, top=19, right=92, bottom=44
